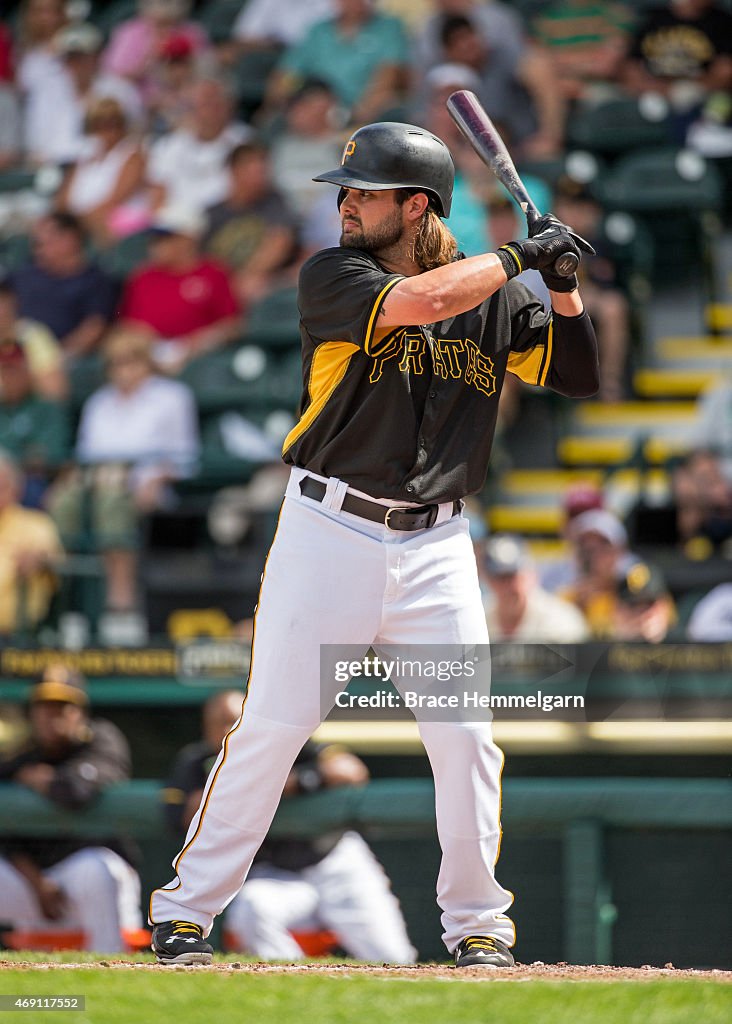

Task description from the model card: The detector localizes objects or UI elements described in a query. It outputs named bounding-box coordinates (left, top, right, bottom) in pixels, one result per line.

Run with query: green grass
left=0, top=959, right=729, bottom=1024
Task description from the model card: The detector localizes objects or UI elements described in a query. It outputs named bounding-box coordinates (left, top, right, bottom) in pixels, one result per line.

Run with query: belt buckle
left=384, top=506, right=413, bottom=531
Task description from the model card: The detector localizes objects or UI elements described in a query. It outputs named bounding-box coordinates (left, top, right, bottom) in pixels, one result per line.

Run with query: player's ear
left=403, top=191, right=430, bottom=222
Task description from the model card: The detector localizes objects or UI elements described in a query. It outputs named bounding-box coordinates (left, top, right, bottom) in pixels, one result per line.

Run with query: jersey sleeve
left=505, top=279, right=599, bottom=398
left=298, top=248, right=404, bottom=354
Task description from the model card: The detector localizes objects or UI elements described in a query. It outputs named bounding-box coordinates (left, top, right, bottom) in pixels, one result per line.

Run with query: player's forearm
left=549, top=290, right=584, bottom=316
left=380, top=253, right=508, bottom=326
left=10, top=853, right=45, bottom=889
left=545, top=309, right=599, bottom=398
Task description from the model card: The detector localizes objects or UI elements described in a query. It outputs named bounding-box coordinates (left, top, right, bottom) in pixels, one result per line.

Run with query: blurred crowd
left=0, top=0, right=731, bottom=643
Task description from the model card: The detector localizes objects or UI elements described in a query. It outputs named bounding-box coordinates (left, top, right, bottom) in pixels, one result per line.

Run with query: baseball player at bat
left=149, top=122, right=599, bottom=967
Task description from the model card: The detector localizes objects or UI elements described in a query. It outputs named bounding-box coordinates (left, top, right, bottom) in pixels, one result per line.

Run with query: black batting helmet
left=313, top=122, right=455, bottom=217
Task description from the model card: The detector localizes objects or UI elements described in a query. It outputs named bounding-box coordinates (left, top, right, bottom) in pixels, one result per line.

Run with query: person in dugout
left=0, top=665, right=142, bottom=951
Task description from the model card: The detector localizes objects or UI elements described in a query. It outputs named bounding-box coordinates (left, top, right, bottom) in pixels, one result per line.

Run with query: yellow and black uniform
left=283, top=247, right=599, bottom=503
left=629, top=3, right=732, bottom=80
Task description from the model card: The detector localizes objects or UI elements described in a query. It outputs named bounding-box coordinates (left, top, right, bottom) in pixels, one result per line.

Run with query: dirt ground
left=2, top=959, right=731, bottom=982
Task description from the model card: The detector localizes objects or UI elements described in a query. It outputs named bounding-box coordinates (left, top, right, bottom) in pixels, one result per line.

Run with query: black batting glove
left=497, top=210, right=593, bottom=284
left=496, top=231, right=582, bottom=281
left=529, top=213, right=595, bottom=292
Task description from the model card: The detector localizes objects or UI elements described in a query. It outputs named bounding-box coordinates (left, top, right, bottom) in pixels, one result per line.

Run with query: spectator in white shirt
left=147, top=76, right=252, bottom=213
left=55, top=97, right=148, bottom=246
left=270, top=80, right=345, bottom=219
left=16, top=0, right=68, bottom=100
left=687, top=583, right=732, bottom=641
left=24, top=23, right=143, bottom=166
left=482, top=534, right=590, bottom=643
left=233, top=0, right=335, bottom=50
left=49, top=327, right=200, bottom=633
left=693, top=376, right=732, bottom=483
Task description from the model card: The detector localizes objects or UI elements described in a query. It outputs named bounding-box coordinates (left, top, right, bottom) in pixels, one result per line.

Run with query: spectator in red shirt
left=120, top=204, right=242, bottom=373
left=0, top=22, right=14, bottom=83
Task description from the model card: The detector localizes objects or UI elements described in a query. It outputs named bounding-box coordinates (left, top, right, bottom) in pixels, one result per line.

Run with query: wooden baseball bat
left=446, top=90, right=579, bottom=277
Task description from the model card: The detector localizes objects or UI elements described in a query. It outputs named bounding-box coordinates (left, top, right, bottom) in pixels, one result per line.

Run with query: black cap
left=314, top=121, right=455, bottom=217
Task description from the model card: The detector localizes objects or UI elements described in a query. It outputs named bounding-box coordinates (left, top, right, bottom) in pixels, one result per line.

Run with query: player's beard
left=340, top=206, right=404, bottom=256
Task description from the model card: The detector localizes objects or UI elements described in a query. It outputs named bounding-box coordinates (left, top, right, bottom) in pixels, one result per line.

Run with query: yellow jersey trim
left=539, top=319, right=553, bottom=387
left=507, top=345, right=545, bottom=386
left=363, top=277, right=403, bottom=356
left=282, top=339, right=360, bottom=455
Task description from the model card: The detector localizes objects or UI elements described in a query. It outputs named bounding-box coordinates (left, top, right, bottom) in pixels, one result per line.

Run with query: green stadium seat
left=242, top=285, right=301, bottom=350
left=232, top=48, right=281, bottom=118
left=198, top=0, right=247, bottom=43
left=98, top=230, right=150, bottom=280
left=68, top=355, right=105, bottom=414
left=179, top=345, right=301, bottom=415
left=92, top=0, right=138, bottom=37
left=598, top=148, right=723, bottom=214
left=595, top=148, right=724, bottom=302
left=0, top=168, right=36, bottom=194
left=0, top=233, right=31, bottom=272
left=566, top=98, right=672, bottom=157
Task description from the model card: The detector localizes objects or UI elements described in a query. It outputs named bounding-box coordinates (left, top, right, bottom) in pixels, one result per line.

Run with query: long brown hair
left=397, top=190, right=458, bottom=271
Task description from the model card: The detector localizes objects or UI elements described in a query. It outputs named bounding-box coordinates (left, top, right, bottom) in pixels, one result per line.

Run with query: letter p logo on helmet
left=341, top=139, right=356, bottom=164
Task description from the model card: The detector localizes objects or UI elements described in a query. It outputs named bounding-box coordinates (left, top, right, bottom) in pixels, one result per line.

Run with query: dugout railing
left=1, top=777, right=730, bottom=967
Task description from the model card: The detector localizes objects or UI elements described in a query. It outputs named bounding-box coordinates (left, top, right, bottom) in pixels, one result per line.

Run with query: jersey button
left=429, top=390, right=436, bottom=399
left=406, top=484, right=414, bottom=493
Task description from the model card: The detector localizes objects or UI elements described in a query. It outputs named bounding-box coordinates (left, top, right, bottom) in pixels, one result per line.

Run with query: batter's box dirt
left=2, top=959, right=730, bottom=982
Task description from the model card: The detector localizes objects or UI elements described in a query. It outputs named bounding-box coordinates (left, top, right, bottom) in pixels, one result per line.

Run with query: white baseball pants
left=0, top=847, right=141, bottom=952
left=225, top=831, right=417, bottom=962
left=150, top=467, right=515, bottom=953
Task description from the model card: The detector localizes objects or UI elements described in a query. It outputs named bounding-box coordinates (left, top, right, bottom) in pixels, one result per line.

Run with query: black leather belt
left=299, top=476, right=461, bottom=532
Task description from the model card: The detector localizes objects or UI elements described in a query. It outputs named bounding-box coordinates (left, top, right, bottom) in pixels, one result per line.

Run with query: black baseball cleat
left=151, top=920, right=214, bottom=965
left=454, top=935, right=515, bottom=968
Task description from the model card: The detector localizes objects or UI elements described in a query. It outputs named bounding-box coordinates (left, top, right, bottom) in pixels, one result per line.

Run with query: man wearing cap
left=120, top=203, right=241, bottom=373
left=561, top=508, right=636, bottom=638
left=24, top=23, right=142, bottom=166
left=0, top=453, right=62, bottom=636
left=0, top=666, right=141, bottom=951
left=482, top=534, right=589, bottom=643
left=613, top=561, right=676, bottom=644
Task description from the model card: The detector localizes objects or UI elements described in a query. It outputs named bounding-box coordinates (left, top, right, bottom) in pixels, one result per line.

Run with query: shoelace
left=463, top=937, right=499, bottom=952
left=171, top=920, right=203, bottom=938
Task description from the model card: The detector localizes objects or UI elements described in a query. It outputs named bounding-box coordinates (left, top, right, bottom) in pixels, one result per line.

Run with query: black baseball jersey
left=0, top=718, right=136, bottom=869
left=283, top=247, right=598, bottom=503
left=163, top=740, right=344, bottom=871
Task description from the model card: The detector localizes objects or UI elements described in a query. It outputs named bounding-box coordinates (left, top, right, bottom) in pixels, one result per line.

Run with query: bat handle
left=524, top=204, right=541, bottom=233
left=552, top=251, right=579, bottom=278
left=523, top=203, right=578, bottom=277
left=525, top=208, right=579, bottom=278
